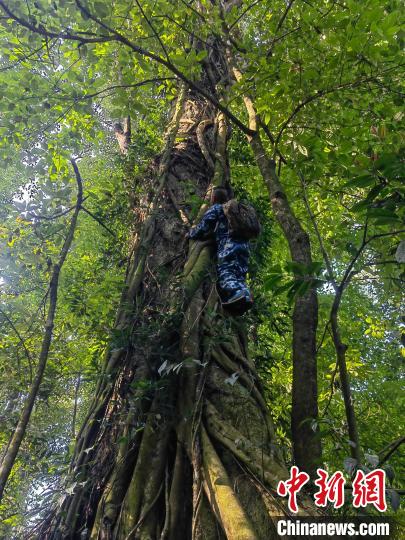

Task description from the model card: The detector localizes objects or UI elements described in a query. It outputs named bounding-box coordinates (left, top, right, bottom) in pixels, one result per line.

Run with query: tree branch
left=267, top=0, right=295, bottom=58
left=0, top=1, right=113, bottom=43
left=258, top=118, right=287, bottom=164
left=0, top=308, right=33, bottom=377
left=298, top=170, right=337, bottom=290
left=228, top=0, right=263, bottom=30
left=80, top=206, right=116, bottom=237
left=134, top=0, right=169, bottom=59
left=74, top=0, right=255, bottom=135
left=82, top=77, right=175, bottom=99
left=0, top=1, right=254, bottom=136
left=0, top=157, right=83, bottom=502
left=275, top=67, right=402, bottom=145
left=378, top=435, right=405, bottom=466
left=340, top=228, right=405, bottom=289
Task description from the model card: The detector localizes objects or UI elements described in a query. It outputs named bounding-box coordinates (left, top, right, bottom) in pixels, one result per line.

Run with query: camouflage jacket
left=189, top=204, right=250, bottom=269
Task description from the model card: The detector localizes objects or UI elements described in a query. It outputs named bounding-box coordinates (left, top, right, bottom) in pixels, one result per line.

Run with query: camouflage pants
left=217, top=248, right=250, bottom=302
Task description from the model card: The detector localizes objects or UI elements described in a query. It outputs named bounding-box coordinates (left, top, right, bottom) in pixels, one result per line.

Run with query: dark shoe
left=222, top=293, right=253, bottom=316
left=222, top=290, right=246, bottom=305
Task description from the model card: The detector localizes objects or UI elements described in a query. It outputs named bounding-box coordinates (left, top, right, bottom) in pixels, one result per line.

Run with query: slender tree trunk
left=0, top=161, right=83, bottom=502
left=330, top=291, right=361, bottom=464
left=228, top=59, right=321, bottom=477
left=300, top=173, right=360, bottom=462
left=71, top=374, right=82, bottom=441
left=37, top=71, right=318, bottom=538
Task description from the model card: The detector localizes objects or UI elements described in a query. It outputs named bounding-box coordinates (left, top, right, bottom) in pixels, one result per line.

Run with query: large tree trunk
left=36, top=65, right=317, bottom=538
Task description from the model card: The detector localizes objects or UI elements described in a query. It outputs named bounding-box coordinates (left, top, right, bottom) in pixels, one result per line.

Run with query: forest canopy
left=0, top=0, right=403, bottom=538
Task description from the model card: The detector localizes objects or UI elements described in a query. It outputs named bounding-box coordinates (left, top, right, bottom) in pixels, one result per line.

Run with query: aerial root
left=90, top=411, right=142, bottom=538
left=204, top=400, right=288, bottom=488
left=210, top=348, right=267, bottom=415
left=201, top=426, right=258, bottom=540
left=183, top=240, right=213, bottom=278
left=220, top=342, right=258, bottom=379
left=196, top=119, right=215, bottom=170
left=183, top=245, right=213, bottom=305
left=117, top=396, right=167, bottom=537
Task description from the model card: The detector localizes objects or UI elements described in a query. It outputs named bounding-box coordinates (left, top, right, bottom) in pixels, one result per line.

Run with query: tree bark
left=228, top=59, right=321, bottom=478
left=330, top=291, right=361, bottom=464
left=299, top=173, right=360, bottom=462
left=36, top=74, right=318, bottom=539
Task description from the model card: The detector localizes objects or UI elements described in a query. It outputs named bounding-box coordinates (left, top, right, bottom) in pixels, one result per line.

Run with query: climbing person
left=188, top=186, right=260, bottom=315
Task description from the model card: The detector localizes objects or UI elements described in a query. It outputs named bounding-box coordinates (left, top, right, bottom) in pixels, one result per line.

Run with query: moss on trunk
left=38, top=73, right=318, bottom=539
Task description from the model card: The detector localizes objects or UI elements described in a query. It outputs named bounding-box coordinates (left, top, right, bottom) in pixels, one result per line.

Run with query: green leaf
left=365, top=184, right=384, bottom=202
left=350, top=200, right=370, bottom=213
left=307, top=261, right=324, bottom=275
left=195, top=50, right=207, bottom=61
left=132, top=102, right=148, bottom=115
left=297, top=144, right=308, bottom=156
left=273, top=281, right=296, bottom=296
left=372, top=216, right=401, bottom=226
left=284, top=261, right=307, bottom=276
left=295, top=279, right=312, bottom=297
left=344, top=174, right=375, bottom=188
left=345, top=242, right=358, bottom=256
left=367, top=208, right=400, bottom=219
left=264, top=273, right=283, bottom=290
left=94, top=2, right=109, bottom=18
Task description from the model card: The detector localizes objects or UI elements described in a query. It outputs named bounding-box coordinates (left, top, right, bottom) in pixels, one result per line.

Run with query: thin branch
left=0, top=308, right=33, bottom=376
left=340, top=228, right=405, bottom=289
left=339, top=221, right=369, bottom=290
left=78, top=0, right=255, bottom=135
left=0, top=1, right=254, bottom=136
left=321, top=358, right=339, bottom=418
left=16, top=79, right=174, bottom=106
left=80, top=206, right=116, bottom=237
left=134, top=0, right=169, bottom=59
left=153, top=14, right=210, bottom=45
left=266, top=25, right=301, bottom=49
left=365, top=230, right=405, bottom=243
left=378, top=435, right=405, bottom=466
left=298, top=170, right=337, bottom=290
left=229, top=0, right=263, bottom=30
left=258, top=118, right=287, bottom=164
left=0, top=1, right=113, bottom=43
left=81, top=77, right=175, bottom=100
left=0, top=158, right=83, bottom=502
left=362, top=259, right=399, bottom=268
left=275, top=66, right=403, bottom=145
left=28, top=205, right=77, bottom=221
left=267, top=0, right=295, bottom=57
left=0, top=42, right=48, bottom=72
left=178, top=0, right=206, bottom=21
left=316, top=320, right=330, bottom=354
